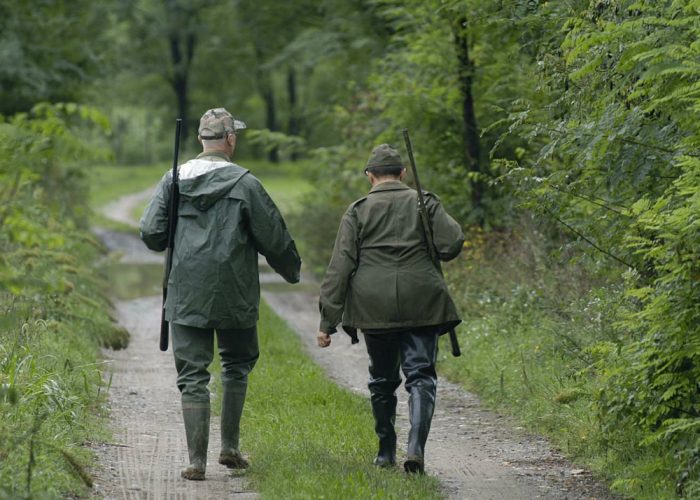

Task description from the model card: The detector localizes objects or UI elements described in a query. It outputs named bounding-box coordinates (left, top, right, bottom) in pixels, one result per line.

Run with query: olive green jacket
left=319, top=180, right=463, bottom=334
left=140, top=152, right=301, bottom=329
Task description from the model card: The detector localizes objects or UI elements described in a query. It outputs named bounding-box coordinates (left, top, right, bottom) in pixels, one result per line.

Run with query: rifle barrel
left=160, top=118, right=182, bottom=352
left=402, top=128, right=461, bottom=358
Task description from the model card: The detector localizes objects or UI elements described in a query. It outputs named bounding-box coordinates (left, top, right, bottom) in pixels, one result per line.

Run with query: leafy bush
left=0, top=103, right=124, bottom=498
left=499, top=2, right=700, bottom=496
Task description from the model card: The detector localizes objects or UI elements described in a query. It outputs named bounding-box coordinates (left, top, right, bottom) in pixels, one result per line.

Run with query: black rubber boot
left=371, top=393, right=397, bottom=467
left=404, top=388, right=435, bottom=475
left=219, top=386, right=249, bottom=469
left=181, top=402, right=210, bottom=480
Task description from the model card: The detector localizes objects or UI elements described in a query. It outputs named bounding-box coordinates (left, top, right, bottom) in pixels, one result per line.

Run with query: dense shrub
left=0, top=104, right=125, bottom=498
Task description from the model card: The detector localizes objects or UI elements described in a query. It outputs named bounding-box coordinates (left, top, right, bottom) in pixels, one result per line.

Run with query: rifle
left=160, top=118, right=182, bottom=352
left=402, top=128, right=461, bottom=357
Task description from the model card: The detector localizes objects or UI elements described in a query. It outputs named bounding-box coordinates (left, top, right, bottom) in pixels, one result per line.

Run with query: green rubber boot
left=181, top=402, right=210, bottom=481
left=218, top=386, right=249, bottom=469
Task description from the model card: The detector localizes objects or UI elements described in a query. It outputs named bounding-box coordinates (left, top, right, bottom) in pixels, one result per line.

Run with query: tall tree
left=452, top=15, right=484, bottom=221
left=232, top=0, right=319, bottom=161
left=116, top=0, right=217, bottom=144
left=0, top=1, right=113, bottom=115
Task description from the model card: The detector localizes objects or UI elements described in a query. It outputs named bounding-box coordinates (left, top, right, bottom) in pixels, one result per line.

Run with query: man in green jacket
left=317, top=144, right=463, bottom=474
left=140, top=108, right=301, bottom=481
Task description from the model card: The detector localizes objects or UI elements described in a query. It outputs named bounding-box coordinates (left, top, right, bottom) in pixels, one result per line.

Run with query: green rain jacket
left=140, top=152, right=301, bottom=329
left=319, top=180, right=463, bottom=335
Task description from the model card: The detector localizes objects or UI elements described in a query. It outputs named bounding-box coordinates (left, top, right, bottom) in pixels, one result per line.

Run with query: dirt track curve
left=92, top=186, right=614, bottom=499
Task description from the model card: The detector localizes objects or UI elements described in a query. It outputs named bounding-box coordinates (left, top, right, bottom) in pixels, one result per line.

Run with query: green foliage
left=498, top=1, right=700, bottom=496
left=288, top=146, right=369, bottom=275
left=246, top=129, right=307, bottom=160
left=439, top=223, right=679, bottom=498
left=0, top=104, right=123, bottom=497
left=0, top=1, right=114, bottom=115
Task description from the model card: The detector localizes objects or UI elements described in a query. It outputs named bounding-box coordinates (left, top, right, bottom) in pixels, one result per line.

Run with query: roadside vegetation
left=0, top=105, right=127, bottom=498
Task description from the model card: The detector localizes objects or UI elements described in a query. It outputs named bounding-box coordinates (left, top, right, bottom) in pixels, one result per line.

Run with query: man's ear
left=399, top=167, right=407, bottom=180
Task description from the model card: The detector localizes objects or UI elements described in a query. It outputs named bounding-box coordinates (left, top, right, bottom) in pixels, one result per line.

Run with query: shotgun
left=160, top=118, right=182, bottom=351
left=402, top=128, right=461, bottom=357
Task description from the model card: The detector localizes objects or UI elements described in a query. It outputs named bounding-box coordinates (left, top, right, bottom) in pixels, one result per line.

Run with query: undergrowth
left=439, top=220, right=681, bottom=499
left=0, top=104, right=125, bottom=498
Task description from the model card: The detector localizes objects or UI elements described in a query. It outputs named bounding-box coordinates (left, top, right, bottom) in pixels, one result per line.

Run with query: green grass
left=0, top=235, right=126, bottom=498
left=211, top=303, right=443, bottom=500
left=90, top=163, right=169, bottom=208
left=92, top=158, right=313, bottom=227
left=0, top=319, right=111, bottom=498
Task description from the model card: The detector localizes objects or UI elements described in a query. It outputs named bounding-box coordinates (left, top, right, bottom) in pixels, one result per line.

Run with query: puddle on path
left=107, top=262, right=163, bottom=300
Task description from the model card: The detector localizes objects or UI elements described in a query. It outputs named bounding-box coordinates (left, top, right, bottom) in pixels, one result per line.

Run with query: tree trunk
left=263, top=85, right=278, bottom=163
left=168, top=30, right=195, bottom=145
left=254, top=44, right=278, bottom=163
left=287, top=66, right=300, bottom=161
left=453, top=16, right=485, bottom=223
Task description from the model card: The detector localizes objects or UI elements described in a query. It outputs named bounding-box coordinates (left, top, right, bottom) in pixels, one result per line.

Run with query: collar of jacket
left=369, top=180, right=409, bottom=193
left=196, top=151, right=231, bottom=162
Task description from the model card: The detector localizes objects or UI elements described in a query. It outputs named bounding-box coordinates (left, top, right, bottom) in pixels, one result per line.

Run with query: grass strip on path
left=92, top=159, right=314, bottom=228
left=212, top=302, right=443, bottom=500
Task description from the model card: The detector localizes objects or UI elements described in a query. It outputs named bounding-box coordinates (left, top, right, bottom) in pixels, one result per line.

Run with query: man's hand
left=317, top=331, right=331, bottom=348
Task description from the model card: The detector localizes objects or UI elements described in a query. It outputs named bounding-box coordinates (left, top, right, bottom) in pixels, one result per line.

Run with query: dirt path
left=92, top=190, right=256, bottom=499
left=262, top=283, right=613, bottom=500
left=93, top=187, right=614, bottom=499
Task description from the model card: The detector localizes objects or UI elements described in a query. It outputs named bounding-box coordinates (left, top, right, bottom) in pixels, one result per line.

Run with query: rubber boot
left=181, top=402, right=210, bottom=480
left=404, top=388, right=435, bottom=474
left=371, top=394, right=397, bottom=467
left=218, top=387, right=249, bottom=469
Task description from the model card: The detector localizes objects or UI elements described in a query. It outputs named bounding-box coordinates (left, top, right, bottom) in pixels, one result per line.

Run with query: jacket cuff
left=319, top=321, right=337, bottom=335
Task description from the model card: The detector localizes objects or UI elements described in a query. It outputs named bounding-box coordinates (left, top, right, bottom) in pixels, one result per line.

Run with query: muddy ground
left=91, top=187, right=615, bottom=499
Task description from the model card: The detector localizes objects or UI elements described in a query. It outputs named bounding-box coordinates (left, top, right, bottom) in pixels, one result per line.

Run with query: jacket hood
left=177, top=158, right=248, bottom=211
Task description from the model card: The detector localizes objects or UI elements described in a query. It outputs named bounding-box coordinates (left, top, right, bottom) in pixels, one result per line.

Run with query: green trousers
left=171, top=323, right=259, bottom=404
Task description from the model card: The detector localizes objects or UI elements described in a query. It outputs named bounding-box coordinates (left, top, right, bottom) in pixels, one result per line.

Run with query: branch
left=541, top=205, right=637, bottom=270
left=535, top=124, right=699, bottom=159
left=546, top=183, right=631, bottom=215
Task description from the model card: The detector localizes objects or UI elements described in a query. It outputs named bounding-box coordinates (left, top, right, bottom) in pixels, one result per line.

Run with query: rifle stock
left=402, top=129, right=461, bottom=358
left=160, top=118, right=182, bottom=352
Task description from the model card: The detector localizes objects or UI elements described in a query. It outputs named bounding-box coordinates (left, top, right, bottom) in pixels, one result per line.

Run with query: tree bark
left=168, top=31, right=195, bottom=145
left=287, top=66, right=300, bottom=161
left=254, top=44, right=278, bottom=162
left=453, top=16, right=485, bottom=223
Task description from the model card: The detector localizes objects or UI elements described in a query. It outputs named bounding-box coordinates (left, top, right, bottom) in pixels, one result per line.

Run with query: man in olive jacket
left=317, top=144, right=464, bottom=474
left=141, top=108, right=301, bottom=481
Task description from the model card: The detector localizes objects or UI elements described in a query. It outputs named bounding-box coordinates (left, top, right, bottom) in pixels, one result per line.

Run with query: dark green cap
left=366, top=144, right=404, bottom=169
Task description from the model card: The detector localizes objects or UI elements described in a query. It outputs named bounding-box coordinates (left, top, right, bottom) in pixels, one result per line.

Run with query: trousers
left=171, top=323, right=259, bottom=404
left=363, top=328, right=439, bottom=398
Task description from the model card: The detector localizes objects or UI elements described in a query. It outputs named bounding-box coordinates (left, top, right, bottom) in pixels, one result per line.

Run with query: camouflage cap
left=198, top=107, right=247, bottom=139
left=366, top=144, right=404, bottom=169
